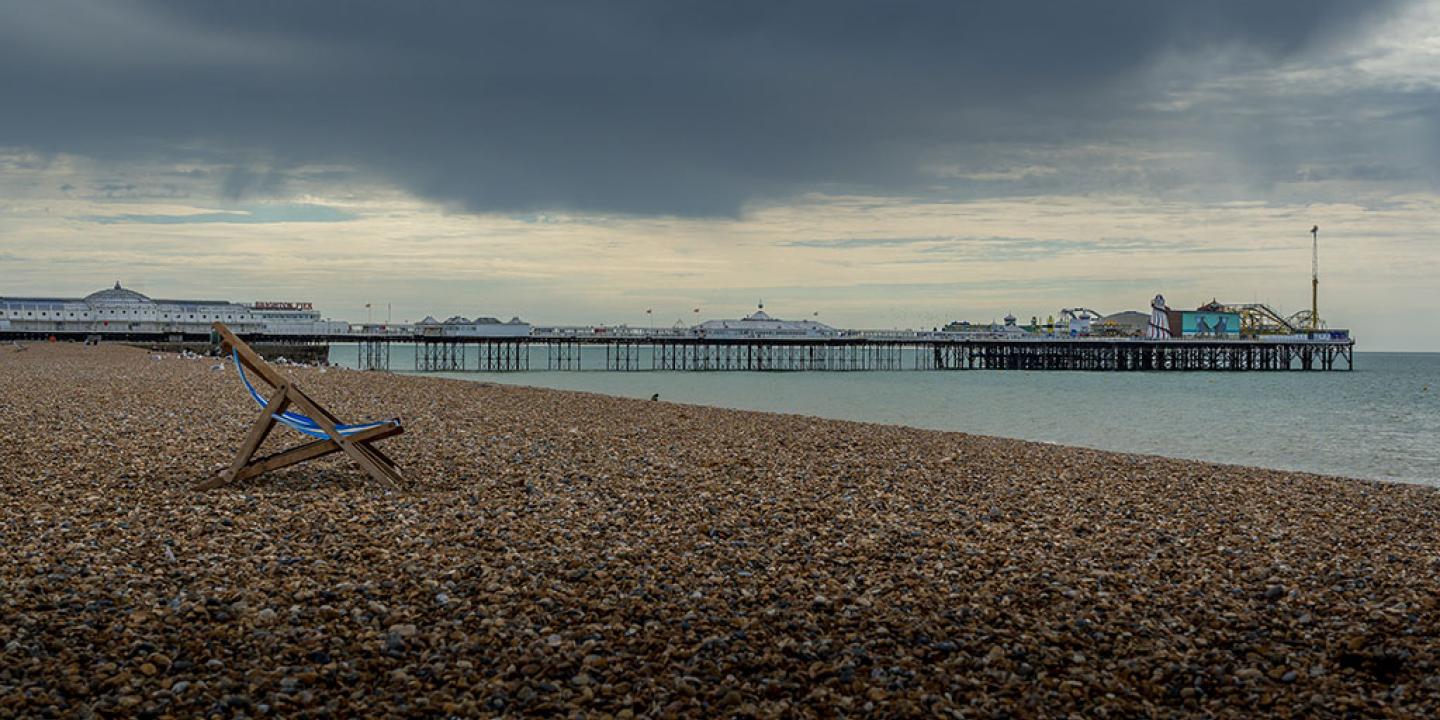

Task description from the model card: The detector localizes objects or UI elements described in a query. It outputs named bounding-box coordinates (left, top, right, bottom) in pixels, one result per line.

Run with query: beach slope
left=1, top=344, right=1436, bottom=717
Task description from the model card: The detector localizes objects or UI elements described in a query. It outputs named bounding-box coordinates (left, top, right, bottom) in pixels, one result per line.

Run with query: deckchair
left=197, top=322, right=405, bottom=490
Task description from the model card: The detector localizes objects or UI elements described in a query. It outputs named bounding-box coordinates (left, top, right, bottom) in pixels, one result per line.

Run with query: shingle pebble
left=2, top=343, right=1440, bottom=718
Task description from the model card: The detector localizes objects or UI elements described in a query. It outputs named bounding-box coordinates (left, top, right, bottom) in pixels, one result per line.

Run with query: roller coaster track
left=1217, top=303, right=1317, bottom=335
left=1059, top=308, right=1104, bottom=321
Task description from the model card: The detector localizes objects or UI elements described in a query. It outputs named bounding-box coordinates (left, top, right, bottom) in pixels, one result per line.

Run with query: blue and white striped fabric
left=233, top=350, right=394, bottom=439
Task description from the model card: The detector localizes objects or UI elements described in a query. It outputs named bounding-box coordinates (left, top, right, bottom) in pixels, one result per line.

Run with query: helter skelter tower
left=1146, top=294, right=1172, bottom=339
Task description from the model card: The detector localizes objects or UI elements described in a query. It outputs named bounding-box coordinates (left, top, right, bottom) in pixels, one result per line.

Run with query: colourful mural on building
left=1180, top=311, right=1241, bottom=337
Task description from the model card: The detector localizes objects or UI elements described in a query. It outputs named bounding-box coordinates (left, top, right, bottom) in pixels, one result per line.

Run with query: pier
left=1, top=328, right=1355, bottom=372
left=356, top=335, right=1354, bottom=372
left=1, top=284, right=1360, bottom=373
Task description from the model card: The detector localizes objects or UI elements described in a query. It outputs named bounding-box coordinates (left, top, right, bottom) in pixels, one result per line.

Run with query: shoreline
left=4, top=343, right=1439, bottom=717
left=387, top=362, right=1438, bottom=488
left=422, top=372, right=1382, bottom=488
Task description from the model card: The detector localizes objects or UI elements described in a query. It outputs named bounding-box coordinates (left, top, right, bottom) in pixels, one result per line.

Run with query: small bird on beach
left=650, top=393, right=660, bottom=401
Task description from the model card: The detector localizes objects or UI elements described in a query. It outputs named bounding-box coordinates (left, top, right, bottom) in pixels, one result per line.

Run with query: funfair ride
left=1211, top=227, right=1326, bottom=336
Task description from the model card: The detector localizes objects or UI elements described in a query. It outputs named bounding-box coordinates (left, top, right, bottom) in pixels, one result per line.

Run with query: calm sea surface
left=330, top=348, right=1440, bottom=486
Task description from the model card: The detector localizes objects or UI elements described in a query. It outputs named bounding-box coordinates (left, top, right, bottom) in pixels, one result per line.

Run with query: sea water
left=330, top=347, right=1440, bottom=486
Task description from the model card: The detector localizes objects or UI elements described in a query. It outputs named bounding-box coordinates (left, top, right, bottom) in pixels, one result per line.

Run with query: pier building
left=694, top=307, right=838, bottom=339
left=417, top=315, right=532, bottom=338
left=1096, top=311, right=1149, bottom=336
left=939, top=315, right=1027, bottom=337
left=0, top=283, right=345, bottom=337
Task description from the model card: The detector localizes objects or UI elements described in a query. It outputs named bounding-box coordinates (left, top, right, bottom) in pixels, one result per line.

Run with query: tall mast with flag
left=1310, top=225, right=1319, bottom=331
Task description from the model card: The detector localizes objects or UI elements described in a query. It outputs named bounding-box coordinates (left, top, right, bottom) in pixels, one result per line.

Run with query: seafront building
left=0, top=282, right=347, bottom=336
left=416, top=315, right=532, bottom=338
left=1097, top=311, right=1150, bottom=336
left=694, top=307, right=839, bottom=339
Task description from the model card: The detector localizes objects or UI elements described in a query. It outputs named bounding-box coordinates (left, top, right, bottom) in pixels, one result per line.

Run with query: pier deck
left=348, top=335, right=1355, bottom=372
left=1, top=330, right=1354, bottom=372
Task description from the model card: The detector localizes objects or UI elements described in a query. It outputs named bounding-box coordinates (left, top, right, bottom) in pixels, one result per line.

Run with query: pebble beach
left=2, top=343, right=1438, bottom=718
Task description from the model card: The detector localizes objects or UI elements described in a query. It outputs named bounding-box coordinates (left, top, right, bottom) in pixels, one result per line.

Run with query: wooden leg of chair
left=360, top=438, right=401, bottom=471
left=231, top=424, right=404, bottom=483
left=356, top=442, right=406, bottom=483
left=323, top=431, right=405, bottom=488
left=288, top=389, right=402, bottom=490
left=330, top=440, right=398, bottom=489
left=198, top=385, right=290, bottom=491
left=298, top=399, right=406, bottom=477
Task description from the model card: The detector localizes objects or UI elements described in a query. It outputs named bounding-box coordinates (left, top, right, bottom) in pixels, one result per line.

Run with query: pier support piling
left=358, top=338, right=390, bottom=371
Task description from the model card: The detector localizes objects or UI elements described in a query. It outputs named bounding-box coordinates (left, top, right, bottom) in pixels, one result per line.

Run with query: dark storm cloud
left=0, top=0, right=1415, bottom=216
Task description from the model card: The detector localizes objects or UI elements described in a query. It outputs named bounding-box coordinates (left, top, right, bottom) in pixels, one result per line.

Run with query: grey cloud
left=784, top=237, right=944, bottom=250
left=218, top=166, right=289, bottom=202
left=678, top=275, right=1170, bottom=304
left=90, top=182, right=190, bottom=200
left=0, top=0, right=1419, bottom=216
left=85, top=204, right=357, bottom=225
left=788, top=235, right=1269, bottom=259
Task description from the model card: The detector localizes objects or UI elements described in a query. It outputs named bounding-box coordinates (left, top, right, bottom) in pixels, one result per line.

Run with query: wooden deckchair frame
left=197, top=322, right=405, bottom=491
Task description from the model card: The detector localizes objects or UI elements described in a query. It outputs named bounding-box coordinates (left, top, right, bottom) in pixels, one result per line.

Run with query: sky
left=1, top=1, right=1437, bottom=349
